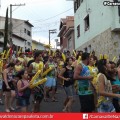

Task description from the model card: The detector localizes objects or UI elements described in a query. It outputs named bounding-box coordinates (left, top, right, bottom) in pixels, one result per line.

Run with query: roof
left=63, top=27, right=74, bottom=37
left=25, top=21, right=34, bottom=27
left=61, top=18, right=66, bottom=24
left=0, top=16, right=34, bottom=27
left=32, top=40, right=45, bottom=46
left=57, top=25, right=66, bottom=37
left=58, top=16, right=74, bottom=37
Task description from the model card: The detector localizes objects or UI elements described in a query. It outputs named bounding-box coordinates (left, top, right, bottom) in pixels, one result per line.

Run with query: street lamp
left=49, top=29, right=57, bottom=46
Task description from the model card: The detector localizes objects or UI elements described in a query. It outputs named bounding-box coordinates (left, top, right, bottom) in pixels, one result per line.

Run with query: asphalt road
left=0, top=85, right=80, bottom=112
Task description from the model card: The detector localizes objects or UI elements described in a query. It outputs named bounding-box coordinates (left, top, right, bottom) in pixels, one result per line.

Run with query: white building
left=0, top=16, right=33, bottom=52
left=70, top=0, right=120, bottom=60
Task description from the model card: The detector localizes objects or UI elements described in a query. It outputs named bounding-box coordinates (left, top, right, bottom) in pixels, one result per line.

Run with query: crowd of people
left=0, top=49, right=120, bottom=113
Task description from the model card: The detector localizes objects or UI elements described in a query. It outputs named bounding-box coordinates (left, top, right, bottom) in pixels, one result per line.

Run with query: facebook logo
left=83, top=114, right=88, bottom=119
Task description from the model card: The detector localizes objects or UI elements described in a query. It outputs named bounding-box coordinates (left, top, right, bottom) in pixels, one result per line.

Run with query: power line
left=33, top=7, right=73, bottom=24
left=12, top=8, right=73, bottom=30
left=12, top=6, right=20, bottom=12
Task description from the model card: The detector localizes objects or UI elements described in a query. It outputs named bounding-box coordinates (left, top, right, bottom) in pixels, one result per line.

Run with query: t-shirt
left=78, top=63, right=93, bottom=95
left=47, top=62, right=55, bottom=77
left=111, top=75, right=120, bottom=98
left=88, top=65, right=98, bottom=88
left=63, top=66, right=74, bottom=87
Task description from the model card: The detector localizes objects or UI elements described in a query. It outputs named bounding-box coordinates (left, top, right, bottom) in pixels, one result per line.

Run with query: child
left=17, top=70, right=31, bottom=112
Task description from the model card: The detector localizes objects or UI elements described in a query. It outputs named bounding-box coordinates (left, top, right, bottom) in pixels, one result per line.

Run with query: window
left=84, top=15, right=90, bottom=31
left=27, top=30, right=31, bottom=36
left=81, top=0, right=83, bottom=3
left=24, top=28, right=26, bottom=33
left=28, top=42, right=31, bottom=46
left=77, top=25, right=80, bottom=38
left=74, top=0, right=83, bottom=13
left=88, top=45, right=91, bottom=53
left=74, top=1, right=77, bottom=13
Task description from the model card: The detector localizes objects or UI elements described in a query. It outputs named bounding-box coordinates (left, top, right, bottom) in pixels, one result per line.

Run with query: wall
left=12, top=19, right=32, bottom=50
left=74, top=0, right=120, bottom=49
left=77, top=28, right=120, bottom=61
left=67, top=30, right=75, bottom=53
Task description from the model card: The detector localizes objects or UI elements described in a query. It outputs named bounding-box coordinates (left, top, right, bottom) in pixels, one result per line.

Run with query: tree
left=3, top=8, right=9, bottom=51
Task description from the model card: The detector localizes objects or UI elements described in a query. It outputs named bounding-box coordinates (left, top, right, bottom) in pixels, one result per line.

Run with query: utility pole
left=55, top=39, right=58, bottom=50
left=49, top=29, right=57, bottom=46
left=0, top=0, right=1, bottom=8
left=9, top=3, right=25, bottom=47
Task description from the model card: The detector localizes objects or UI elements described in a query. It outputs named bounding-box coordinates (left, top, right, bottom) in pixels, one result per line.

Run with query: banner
left=0, top=113, right=120, bottom=120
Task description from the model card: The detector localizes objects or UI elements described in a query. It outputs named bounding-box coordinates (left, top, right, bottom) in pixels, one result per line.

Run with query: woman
left=2, top=63, right=16, bottom=112
left=88, top=56, right=98, bottom=110
left=58, top=57, right=76, bottom=112
left=96, top=59, right=120, bottom=112
left=15, top=60, right=23, bottom=73
left=17, top=70, right=31, bottom=112
left=109, top=61, right=120, bottom=112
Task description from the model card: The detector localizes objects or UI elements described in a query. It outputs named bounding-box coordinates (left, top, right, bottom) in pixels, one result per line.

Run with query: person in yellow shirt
left=25, top=52, right=33, bottom=65
left=15, top=60, right=23, bottom=73
left=57, top=58, right=64, bottom=86
left=88, top=56, right=98, bottom=110
left=17, top=53, right=26, bottom=68
left=28, top=51, right=44, bottom=112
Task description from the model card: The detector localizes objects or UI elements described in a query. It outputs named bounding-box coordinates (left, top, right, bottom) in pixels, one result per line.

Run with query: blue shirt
left=78, top=63, right=93, bottom=95
left=111, top=75, right=120, bottom=99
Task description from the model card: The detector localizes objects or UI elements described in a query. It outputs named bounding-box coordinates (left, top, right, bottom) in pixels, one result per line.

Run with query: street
left=0, top=85, right=80, bottom=112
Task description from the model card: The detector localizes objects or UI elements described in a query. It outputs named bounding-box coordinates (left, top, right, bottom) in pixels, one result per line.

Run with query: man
left=74, top=52, right=95, bottom=112
left=17, top=53, right=26, bottom=68
left=28, top=51, right=44, bottom=112
left=44, top=56, right=57, bottom=102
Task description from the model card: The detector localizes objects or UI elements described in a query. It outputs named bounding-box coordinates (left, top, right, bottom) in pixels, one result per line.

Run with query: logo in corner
left=83, top=114, right=88, bottom=119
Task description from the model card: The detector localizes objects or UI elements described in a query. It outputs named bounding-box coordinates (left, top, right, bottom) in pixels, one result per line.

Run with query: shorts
left=97, top=101, right=115, bottom=112
left=79, top=94, right=95, bottom=112
left=64, top=85, right=76, bottom=97
left=44, top=76, right=56, bottom=87
left=0, top=80, right=3, bottom=90
left=2, top=81, right=15, bottom=92
left=18, top=97, right=30, bottom=107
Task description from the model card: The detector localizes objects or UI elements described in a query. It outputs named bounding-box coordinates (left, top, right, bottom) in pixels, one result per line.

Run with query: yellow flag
left=2, top=50, right=6, bottom=59
left=112, top=56, right=117, bottom=62
left=99, top=54, right=103, bottom=60
left=5, top=48, right=11, bottom=59
left=103, top=54, right=108, bottom=60
left=73, top=50, right=76, bottom=57
left=62, top=53, right=66, bottom=62
left=18, top=47, right=22, bottom=56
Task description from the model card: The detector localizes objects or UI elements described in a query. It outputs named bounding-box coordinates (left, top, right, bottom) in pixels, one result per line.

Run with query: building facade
left=74, top=0, right=120, bottom=60
left=58, top=16, right=75, bottom=53
left=32, top=40, right=45, bottom=50
left=0, top=16, right=33, bottom=52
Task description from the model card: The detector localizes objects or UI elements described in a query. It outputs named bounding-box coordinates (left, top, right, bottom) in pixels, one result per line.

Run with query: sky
left=0, top=0, right=74, bottom=48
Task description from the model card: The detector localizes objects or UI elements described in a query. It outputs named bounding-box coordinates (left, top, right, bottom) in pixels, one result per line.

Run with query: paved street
left=0, top=85, right=80, bottom=112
